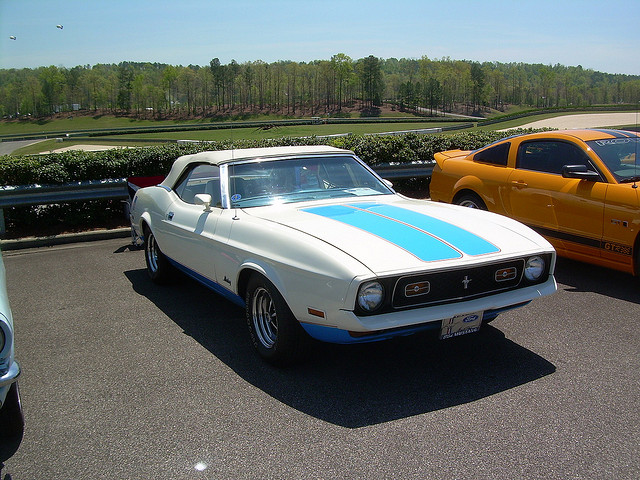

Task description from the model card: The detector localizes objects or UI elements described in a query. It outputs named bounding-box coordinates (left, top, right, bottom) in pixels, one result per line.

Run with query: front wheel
left=143, top=226, right=174, bottom=284
left=245, top=275, right=308, bottom=365
left=455, top=192, right=488, bottom=210
left=0, top=383, right=24, bottom=462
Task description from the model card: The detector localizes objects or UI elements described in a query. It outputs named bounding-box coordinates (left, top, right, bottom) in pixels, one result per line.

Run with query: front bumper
left=0, top=361, right=20, bottom=388
left=0, top=360, right=20, bottom=407
left=0, top=360, right=20, bottom=388
left=300, top=275, right=557, bottom=343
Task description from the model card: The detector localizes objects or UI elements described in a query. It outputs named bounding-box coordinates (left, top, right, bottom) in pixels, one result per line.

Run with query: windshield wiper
left=620, top=176, right=640, bottom=183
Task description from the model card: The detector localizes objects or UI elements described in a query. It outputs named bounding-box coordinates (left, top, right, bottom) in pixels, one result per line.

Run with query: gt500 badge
left=602, top=241, right=632, bottom=256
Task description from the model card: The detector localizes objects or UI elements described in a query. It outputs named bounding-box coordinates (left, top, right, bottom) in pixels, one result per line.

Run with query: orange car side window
left=517, top=141, right=593, bottom=175
left=473, top=142, right=510, bottom=166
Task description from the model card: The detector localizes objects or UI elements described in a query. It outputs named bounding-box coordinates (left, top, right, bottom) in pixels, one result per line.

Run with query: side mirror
left=383, top=179, right=394, bottom=189
left=562, top=165, right=600, bottom=181
left=194, top=193, right=212, bottom=211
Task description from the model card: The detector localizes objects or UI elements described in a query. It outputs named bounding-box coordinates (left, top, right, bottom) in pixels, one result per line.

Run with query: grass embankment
left=7, top=121, right=464, bottom=155
left=3, top=109, right=639, bottom=156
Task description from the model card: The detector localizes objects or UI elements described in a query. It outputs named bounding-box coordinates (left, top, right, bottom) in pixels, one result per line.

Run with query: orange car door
left=506, top=140, right=607, bottom=258
left=600, top=184, right=639, bottom=268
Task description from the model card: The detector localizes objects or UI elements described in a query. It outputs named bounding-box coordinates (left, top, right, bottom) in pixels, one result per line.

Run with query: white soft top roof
left=161, top=145, right=352, bottom=187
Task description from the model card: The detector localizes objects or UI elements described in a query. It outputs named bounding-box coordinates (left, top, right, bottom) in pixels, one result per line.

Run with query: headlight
left=357, top=281, right=384, bottom=312
left=524, top=256, right=545, bottom=281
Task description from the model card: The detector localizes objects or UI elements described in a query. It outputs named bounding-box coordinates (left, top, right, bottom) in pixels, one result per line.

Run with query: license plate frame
left=440, top=311, right=483, bottom=340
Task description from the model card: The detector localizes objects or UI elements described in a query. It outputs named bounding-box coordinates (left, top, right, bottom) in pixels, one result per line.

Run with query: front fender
left=236, top=261, right=282, bottom=300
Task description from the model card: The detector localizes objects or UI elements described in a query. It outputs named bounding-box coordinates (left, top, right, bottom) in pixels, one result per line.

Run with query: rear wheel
left=245, top=274, right=308, bottom=365
left=455, top=192, right=487, bottom=210
left=143, top=225, right=174, bottom=284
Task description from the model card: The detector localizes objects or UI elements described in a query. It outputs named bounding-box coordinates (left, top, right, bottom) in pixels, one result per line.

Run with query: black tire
left=143, top=225, right=174, bottom=284
left=245, top=275, right=308, bottom=365
left=0, top=383, right=24, bottom=462
left=634, top=235, right=640, bottom=277
left=454, top=192, right=488, bottom=210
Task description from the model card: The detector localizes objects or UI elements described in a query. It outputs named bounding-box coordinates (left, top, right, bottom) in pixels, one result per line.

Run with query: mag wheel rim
left=251, top=287, right=278, bottom=348
left=147, top=234, right=159, bottom=272
left=459, top=199, right=480, bottom=208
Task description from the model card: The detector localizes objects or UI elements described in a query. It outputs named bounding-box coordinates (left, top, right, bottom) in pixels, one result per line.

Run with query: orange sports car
left=430, top=129, right=640, bottom=275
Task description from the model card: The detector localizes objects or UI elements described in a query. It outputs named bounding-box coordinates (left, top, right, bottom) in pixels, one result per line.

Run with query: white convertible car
left=130, top=146, right=557, bottom=364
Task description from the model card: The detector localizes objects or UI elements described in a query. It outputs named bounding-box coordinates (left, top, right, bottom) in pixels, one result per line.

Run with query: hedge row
left=0, top=129, right=546, bottom=237
left=0, top=129, right=546, bottom=186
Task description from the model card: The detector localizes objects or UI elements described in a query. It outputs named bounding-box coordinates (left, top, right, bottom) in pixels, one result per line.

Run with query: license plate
left=440, top=311, right=483, bottom=340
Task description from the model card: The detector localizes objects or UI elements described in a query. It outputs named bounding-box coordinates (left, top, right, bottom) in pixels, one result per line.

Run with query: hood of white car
left=247, top=196, right=552, bottom=275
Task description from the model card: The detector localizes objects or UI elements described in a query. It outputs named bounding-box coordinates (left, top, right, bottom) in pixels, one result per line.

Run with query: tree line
left=1, top=54, right=639, bottom=119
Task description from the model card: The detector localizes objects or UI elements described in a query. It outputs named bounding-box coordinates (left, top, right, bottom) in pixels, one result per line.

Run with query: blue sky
left=1, top=0, right=639, bottom=75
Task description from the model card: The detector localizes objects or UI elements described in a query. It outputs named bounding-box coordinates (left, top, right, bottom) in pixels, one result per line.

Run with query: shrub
left=0, top=129, right=543, bottom=237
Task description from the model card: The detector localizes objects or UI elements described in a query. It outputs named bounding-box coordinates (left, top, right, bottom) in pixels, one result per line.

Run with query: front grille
left=392, top=259, right=526, bottom=309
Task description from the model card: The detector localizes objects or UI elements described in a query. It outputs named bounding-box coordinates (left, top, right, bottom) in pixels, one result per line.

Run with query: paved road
left=516, top=112, right=640, bottom=130
left=0, top=140, right=45, bottom=156
left=1, top=238, right=639, bottom=479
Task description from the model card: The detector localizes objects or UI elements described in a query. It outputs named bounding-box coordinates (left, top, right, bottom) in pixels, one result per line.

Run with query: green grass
left=0, top=115, right=207, bottom=135
left=5, top=109, right=637, bottom=156
left=8, top=121, right=461, bottom=155
left=128, top=122, right=457, bottom=140
left=0, top=110, right=424, bottom=136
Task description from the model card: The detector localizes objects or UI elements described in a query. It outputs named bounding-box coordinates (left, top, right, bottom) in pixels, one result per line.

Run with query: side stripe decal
left=166, top=257, right=246, bottom=307
left=529, top=225, right=633, bottom=257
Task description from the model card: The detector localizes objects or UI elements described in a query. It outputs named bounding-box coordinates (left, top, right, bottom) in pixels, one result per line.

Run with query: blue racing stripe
left=351, top=203, right=499, bottom=256
left=303, top=204, right=462, bottom=261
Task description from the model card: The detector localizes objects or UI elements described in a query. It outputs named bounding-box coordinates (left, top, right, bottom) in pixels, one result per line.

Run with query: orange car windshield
left=587, top=138, right=640, bottom=183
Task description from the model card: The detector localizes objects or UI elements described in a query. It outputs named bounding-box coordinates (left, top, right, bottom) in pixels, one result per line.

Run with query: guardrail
left=0, top=179, right=129, bottom=235
left=0, top=163, right=434, bottom=236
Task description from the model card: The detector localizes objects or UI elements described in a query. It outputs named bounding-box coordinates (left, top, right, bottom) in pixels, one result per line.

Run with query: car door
left=159, top=164, right=223, bottom=281
left=506, top=139, right=608, bottom=258
left=600, top=184, right=639, bottom=268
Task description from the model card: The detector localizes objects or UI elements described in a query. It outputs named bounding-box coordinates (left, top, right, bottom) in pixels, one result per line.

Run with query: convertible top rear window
left=227, top=155, right=393, bottom=207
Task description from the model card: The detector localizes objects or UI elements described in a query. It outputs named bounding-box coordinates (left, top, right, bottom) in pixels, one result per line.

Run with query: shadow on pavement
left=554, top=257, right=640, bottom=304
left=125, top=268, right=556, bottom=428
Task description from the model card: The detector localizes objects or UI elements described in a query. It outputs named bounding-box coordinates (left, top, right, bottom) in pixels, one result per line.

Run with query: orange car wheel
left=454, top=192, right=487, bottom=210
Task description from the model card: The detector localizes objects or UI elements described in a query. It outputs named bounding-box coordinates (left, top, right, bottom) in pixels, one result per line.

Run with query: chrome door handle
left=511, top=180, right=528, bottom=188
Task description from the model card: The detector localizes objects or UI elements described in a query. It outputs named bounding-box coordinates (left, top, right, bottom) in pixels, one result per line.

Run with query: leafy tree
left=39, top=66, right=66, bottom=113
left=1, top=55, right=639, bottom=119
left=470, top=62, right=485, bottom=111
left=331, top=53, right=353, bottom=111
left=117, top=64, right=134, bottom=112
left=357, top=55, right=383, bottom=109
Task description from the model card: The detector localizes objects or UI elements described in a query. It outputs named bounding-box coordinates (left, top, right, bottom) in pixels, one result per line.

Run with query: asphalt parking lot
left=1, top=237, right=639, bottom=479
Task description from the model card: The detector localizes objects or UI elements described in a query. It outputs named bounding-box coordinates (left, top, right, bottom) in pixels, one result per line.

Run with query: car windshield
left=227, top=155, right=393, bottom=208
left=587, top=137, right=640, bottom=183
